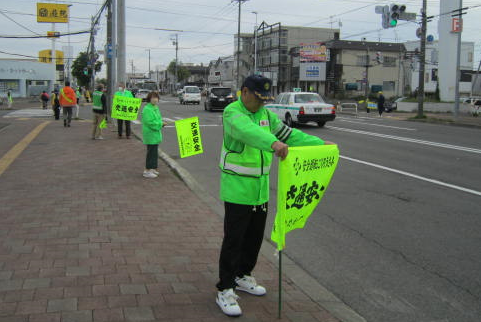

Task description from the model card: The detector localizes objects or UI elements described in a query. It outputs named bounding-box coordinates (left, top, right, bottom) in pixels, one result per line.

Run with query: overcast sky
left=1, top=0, right=481, bottom=77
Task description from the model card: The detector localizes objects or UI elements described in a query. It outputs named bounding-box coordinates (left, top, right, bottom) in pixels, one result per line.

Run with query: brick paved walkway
left=0, top=119, right=339, bottom=322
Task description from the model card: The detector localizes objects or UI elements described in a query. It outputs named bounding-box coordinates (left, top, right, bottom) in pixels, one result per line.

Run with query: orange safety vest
left=59, top=86, right=77, bottom=106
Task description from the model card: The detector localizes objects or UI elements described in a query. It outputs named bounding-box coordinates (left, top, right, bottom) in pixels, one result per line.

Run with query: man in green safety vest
left=91, top=84, right=107, bottom=140
left=215, top=74, right=335, bottom=317
left=114, top=82, right=133, bottom=139
left=7, top=89, right=13, bottom=109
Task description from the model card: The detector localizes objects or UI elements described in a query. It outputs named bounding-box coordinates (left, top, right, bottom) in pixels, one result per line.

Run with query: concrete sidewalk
left=0, top=119, right=344, bottom=322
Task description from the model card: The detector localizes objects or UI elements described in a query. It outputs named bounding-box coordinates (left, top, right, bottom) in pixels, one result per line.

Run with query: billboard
left=299, top=62, right=326, bottom=81
left=300, top=42, right=330, bottom=62
left=37, top=3, right=69, bottom=23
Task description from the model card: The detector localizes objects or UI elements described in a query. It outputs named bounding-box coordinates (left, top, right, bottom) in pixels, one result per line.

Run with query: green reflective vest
left=219, top=97, right=325, bottom=205
left=92, top=91, right=103, bottom=110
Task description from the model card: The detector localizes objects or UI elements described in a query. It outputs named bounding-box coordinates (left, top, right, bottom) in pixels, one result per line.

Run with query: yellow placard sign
left=174, top=117, right=204, bottom=158
left=271, top=145, right=339, bottom=250
left=38, top=49, right=64, bottom=65
left=37, top=3, right=69, bottom=23
left=111, top=95, right=142, bottom=121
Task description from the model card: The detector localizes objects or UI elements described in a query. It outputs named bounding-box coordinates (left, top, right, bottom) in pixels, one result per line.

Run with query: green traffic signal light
left=390, top=19, right=398, bottom=26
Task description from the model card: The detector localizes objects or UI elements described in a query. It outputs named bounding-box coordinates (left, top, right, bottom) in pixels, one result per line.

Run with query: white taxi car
left=265, top=91, right=335, bottom=127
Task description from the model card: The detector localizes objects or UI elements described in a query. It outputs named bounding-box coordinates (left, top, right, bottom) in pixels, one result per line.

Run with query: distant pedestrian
left=141, top=91, right=163, bottom=178
left=40, top=91, right=49, bottom=109
left=76, top=88, right=81, bottom=105
left=7, top=89, right=12, bottom=109
left=92, top=84, right=107, bottom=140
left=85, top=89, right=91, bottom=103
left=51, top=90, right=61, bottom=120
left=114, top=82, right=134, bottom=139
left=59, top=81, right=77, bottom=127
left=377, top=91, right=385, bottom=117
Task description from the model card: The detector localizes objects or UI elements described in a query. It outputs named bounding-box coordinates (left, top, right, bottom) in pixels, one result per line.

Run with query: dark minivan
left=204, top=87, right=234, bottom=111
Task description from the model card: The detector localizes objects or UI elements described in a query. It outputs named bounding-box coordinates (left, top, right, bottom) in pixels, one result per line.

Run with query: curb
left=130, top=123, right=366, bottom=322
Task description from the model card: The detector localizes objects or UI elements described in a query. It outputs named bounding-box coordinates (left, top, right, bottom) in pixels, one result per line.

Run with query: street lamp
left=252, top=11, right=258, bottom=75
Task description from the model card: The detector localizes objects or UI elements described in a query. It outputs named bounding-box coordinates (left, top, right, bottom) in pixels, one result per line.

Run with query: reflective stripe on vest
left=219, top=150, right=271, bottom=176
left=60, top=89, right=73, bottom=103
left=92, top=91, right=103, bottom=110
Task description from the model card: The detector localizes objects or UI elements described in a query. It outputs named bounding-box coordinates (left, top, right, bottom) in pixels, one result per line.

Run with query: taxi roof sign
left=37, top=3, right=69, bottom=23
left=293, top=88, right=302, bottom=92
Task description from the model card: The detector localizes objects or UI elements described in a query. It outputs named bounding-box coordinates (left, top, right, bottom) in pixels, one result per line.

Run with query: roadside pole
left=117, top=0, right=126, bottom=84
left=50, top=22, right=56, bottom=94
left=417, top=0, right=427, bottom=118
left=453, top=0, right=463, bottom=119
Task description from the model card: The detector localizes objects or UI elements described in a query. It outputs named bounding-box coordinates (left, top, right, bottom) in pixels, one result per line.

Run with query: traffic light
left=83, top=67, right=88, bottom=76
left=376, top=51, right=383, bottom=64
left=389, top=4, right=406, bottom=27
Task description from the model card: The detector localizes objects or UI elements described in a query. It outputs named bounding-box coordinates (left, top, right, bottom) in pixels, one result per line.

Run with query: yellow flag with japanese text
left=174, top=117, right=204, bottom=158
left=271, top=145, right=339, bottom=250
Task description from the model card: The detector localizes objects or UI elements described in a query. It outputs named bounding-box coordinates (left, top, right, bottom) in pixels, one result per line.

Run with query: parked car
left=265, top=92, right=335, bottom=127
left=388, top=97, right=406, bottom=111
left=204, top=87, right=234, bottom=111
left=136, top=89, right=150, bottom=102
left=180, top=86, right=201, bottom=105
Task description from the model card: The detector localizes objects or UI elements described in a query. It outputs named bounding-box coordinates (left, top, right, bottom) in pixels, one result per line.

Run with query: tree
left=72, top=52, right=102, bottom=88
left=167, top=60, right=190, bottom=84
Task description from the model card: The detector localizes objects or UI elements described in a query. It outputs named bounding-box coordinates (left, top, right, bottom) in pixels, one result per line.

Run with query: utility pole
left=106, top=0, right=113, bottom=118
left=171, top=34, right=178, bottom=92
left=50, top=22, right=56, bottom=94
left=417, top=0, right=427, bottom=118
left=252, top=11, right=258, bottom=74
left=453, top=0, right=464, bottom=119
left=146, top=49, right=151, bottom=80
left=117, top=0, right=126, bottom=84
left=234, top=0, right=248, bottom=90
left=90, top=16, right=96, bottom=96
left=364, top=47, right=370, bottom=112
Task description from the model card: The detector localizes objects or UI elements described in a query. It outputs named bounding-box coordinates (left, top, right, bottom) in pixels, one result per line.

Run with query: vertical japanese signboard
left=271, top=145, right=339, bottom=250
left=175, top=117, right=204, bottom=158
left=37, top=3, right=69, bottom=23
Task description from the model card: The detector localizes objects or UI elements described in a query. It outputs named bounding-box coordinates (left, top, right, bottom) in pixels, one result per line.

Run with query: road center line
left=0, top=121, right=50, bottom=177
left=336, top=118, right=416, bottom=131
left=341, top=155, right=481, bottom=197
left=327, top=126, right=481, bottom=154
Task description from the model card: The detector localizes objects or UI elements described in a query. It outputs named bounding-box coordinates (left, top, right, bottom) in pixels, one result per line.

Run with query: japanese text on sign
left=37, top=3, right=69, bottom=23
left=111, top=95, right=142, bottom=121
left=271, top=145, right=339, bottom=250
left=175, top=117, right=204, bottom=158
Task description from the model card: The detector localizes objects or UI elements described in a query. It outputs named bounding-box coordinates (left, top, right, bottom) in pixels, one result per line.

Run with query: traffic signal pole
left=365, top=47, right=370, bottom=112
left=417, top=0, right=427, bottom=118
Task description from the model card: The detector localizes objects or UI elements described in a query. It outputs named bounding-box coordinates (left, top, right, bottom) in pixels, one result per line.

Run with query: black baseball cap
left=242, top=74, right=274, bottom=101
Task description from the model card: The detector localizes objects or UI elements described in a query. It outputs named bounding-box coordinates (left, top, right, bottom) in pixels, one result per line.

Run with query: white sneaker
left=216, top=288, right=242, bottom=317
left=151, top=169, right=159, bottom=175
left=96, top=136, right=104, bottom=140
left=235, top=275, right=266, bottom=296
left=143, top=170, right=157, bottom=178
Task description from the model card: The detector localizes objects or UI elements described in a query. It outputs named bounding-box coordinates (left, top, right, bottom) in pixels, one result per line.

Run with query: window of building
left=468, top=52, right=473, bottom=63
left=431, top=69, right=438, bottom=82
left=382, top=56, right=396, bottom=67
left=357, top=55, right=368, bottom=66
left=382, top=81, right=395, bottom=91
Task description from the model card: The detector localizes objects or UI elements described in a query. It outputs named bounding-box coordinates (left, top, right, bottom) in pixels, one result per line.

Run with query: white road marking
left=163, top=117, right=176, bottom=122
left=336, top=118, right=416, bottom=131
left=132, top=120, right=141, bottom=124
left=164, top=124, right=220, bottom=128
left=341, top=155, right=481, bottom=197
left=3, top=109, right=53, bottom=118
left=327, top=126, right=481, bottom=154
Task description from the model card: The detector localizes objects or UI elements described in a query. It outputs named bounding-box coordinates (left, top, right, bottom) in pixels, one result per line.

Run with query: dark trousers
left=62, top=107, right=73, bottom=124
left=378, top=105, right=384, bottom=116
left=53, top=106, right=60, bottom=120
left=216, top=202, right=268, bottom=291
left=146, top=145, right=158, bottom=169
left=117, top=120, right=131, bottom=137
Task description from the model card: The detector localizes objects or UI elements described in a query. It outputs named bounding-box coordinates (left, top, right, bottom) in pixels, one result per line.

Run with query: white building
left=404, top=40, right=474, bottom=97
left=0, top=59, right=55, bottom=98
left=208, top=56, right=234, bottom=89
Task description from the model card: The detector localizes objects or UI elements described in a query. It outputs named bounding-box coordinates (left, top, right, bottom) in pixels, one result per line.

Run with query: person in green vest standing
left=91, top=84, right=107, bottom=140
left=141, top=91, right=163, bottom=178
left=215, top=75, right=335, bottom=317
left=7, top=89, right=13, bottom=109
left=114, top=82, right=133, bottom=139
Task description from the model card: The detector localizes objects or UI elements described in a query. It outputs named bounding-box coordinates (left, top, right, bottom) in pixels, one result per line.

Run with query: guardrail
left=338, top=102, right=358, bottom=115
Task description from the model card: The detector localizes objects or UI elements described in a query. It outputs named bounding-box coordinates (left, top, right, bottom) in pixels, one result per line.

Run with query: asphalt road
left=142, top=96, right=481, bottom=322
left=4, top=98, right=479, bottom=321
